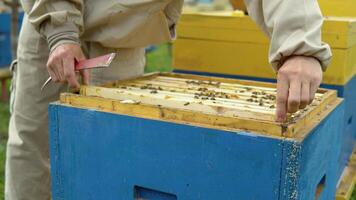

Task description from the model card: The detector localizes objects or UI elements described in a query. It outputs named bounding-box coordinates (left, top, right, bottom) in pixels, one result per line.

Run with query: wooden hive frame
left=336, top=145, right=356, bottom=200
left=60, top=72, right=340, bottom=139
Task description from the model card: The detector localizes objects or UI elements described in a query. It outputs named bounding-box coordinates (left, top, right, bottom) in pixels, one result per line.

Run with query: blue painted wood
left=280, top=103, right=344, bottom=200
left=174, top=69, right=356, bottom=181
left=337, top=75, right=356, bottom=178
left=0, top=12, right=24, bottom=67
left=49, top=100, right=344, bottom=200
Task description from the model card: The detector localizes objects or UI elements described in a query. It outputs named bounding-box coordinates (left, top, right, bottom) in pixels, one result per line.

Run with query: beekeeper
left=5, top=0, right=331, bottom=199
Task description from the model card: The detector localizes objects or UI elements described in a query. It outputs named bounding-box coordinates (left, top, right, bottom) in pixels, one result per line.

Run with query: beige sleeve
left=20, top=0, right=84, bottom=52
left=244, top=0, right=332, bottom=71
left=164, top=0, right=184, bottom=40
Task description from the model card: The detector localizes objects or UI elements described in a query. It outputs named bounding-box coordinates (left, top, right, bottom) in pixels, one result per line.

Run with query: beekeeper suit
left=5, top=0, right=331, bottom=199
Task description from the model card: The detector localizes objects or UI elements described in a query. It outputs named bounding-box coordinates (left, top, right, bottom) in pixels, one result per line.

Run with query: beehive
left=49, top=73, right=343, bottom=200
left=172, top=11, right=356, bottom=183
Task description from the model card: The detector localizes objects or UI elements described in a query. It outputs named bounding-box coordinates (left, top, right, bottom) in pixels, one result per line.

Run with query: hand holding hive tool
left=41, top=53, right=116, bottom=91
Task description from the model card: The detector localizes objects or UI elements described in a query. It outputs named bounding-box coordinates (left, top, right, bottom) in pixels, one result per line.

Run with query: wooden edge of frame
left=59, top=87, right=340, bottom=139
left=99, top=72, right=338, bottom=137
left=336, top=145, right=356, bottom=200
left=59, top=93, right=286, bottom=138
left=285, top=90, right=339, bottom=138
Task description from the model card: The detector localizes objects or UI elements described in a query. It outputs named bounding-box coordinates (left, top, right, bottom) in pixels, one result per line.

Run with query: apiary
left=172, top=11, right=356, bottom=183
left=49, top=73, right=343, bottom=200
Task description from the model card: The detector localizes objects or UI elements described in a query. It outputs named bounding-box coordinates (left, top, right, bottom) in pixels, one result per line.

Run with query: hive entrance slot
left=348, top=116, right=353, bottom=125
left=134, top=185, right=177, bottom=200
left=314, top=174, right=326, bottom=199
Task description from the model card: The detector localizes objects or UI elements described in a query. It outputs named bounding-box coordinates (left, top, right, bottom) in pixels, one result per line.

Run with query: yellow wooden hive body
left=318, top=0, right=356, bottom=17
left=173, top=11, right=356, bottom=85
left=60, top=73, right=340, bottom=139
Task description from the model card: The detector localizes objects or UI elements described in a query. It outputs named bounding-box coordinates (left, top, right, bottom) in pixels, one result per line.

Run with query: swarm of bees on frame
left=117, top=79, right=279, bottom=109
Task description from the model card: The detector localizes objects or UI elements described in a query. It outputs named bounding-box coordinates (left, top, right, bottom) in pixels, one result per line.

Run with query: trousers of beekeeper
left=5, top=0, right=331, bottom=199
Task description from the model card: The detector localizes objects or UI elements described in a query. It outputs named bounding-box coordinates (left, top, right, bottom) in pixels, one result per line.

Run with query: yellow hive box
left=318, top=0, right=356, bottom=17
left=173, top=11, right=356, bottom=85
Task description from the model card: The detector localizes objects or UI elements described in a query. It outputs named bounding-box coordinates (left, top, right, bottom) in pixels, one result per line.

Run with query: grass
left=0, top=101, right=10, bottom=138
left=0, top=44, right=355, bottom=199
left=0, top=80, right=10, bottom=200
left=145, top=44, right=173, bottom=73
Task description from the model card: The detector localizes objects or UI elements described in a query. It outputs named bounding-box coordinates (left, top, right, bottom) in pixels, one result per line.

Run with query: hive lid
left=178, top=11, right=356, bottom=49
left=60, top=73, right=340, bottom=138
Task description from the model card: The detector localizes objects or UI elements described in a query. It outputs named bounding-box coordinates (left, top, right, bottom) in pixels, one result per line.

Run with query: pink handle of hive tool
left=75, top=53, right=116, bottom=71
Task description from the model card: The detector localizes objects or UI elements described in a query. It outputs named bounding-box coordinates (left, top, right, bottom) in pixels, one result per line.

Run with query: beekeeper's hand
left=276, top=56, right=322, bottom=122
left=47, top=43, right=89, bottom=89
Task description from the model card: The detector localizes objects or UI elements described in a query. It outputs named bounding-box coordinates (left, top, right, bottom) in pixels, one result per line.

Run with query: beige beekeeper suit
left=5, top=0, right=331, bottom=199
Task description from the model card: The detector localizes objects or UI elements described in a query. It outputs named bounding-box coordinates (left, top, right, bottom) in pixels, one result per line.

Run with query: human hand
left=46, top=43, right=89, bottom=89
left=276, top=56, right=323, bottom=122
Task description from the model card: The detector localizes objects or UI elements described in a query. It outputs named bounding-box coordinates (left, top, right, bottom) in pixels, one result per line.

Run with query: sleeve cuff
left=270, top=42, right=332, bottom=72
left=43, top=22, right=81, bottom=52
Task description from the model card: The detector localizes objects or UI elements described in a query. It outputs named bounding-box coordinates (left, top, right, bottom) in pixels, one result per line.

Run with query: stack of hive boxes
left=173, top=7, right=356, bottom=195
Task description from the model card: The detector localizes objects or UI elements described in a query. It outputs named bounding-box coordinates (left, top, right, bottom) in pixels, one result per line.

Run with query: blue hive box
left=172, top=12, right=356, bottom=184
left=49, top=73, right=344, bottom=200
left=173, top=71, right=356, bottom=184
left=0, top=12, right=23, bottom=67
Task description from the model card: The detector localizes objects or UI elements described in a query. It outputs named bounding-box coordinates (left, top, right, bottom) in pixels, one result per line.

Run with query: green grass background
left=0, top=43, right=355, bottom=199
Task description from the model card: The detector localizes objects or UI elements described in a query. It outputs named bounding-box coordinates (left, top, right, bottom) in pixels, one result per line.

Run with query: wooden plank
left=335, top=159, right=356, bottom=200
left=173, top=38, right=356, bottom=85
left=319, top=0, right=356, bottom=18
left=0, top=68, right=11, bottom=79
left=60, top=93, right=285, bottom=137
left=287, top=92, right=339, bottom=138
left=179, top=12, right=356, bottom=48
